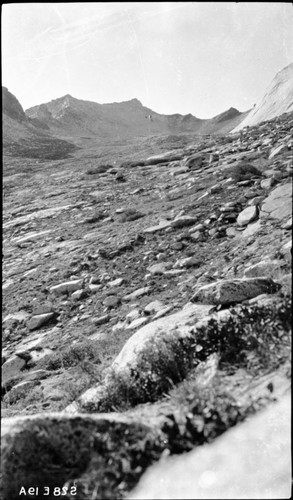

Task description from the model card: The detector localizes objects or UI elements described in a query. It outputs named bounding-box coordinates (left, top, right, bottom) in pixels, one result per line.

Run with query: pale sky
left=2, top=2, right=293, bottom=118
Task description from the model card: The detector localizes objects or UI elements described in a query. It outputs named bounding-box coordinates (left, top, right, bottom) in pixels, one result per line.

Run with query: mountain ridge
left=24, top=93, right=246, bottom=139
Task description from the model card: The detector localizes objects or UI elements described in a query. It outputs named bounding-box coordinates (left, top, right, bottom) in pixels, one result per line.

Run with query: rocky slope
left=26, top=94, right=247, bottom=139
left=232, top=63, right=293, bottom=132
left=2, top=104, right=292, bottom=499
left=2, top=87, right=77, bottom=160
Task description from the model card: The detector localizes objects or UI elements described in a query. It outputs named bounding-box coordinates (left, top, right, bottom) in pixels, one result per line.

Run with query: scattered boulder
left=191, top=277, right=281, bottom=305
left=237, top=206, right=258, bottom=227
left=123, top=286, right=151, bottom=302
left=170, top=215, right=198, bottom=228
left=143, top=221, right=171, bottom=234
left=2, top=355, right=26, bottom=386
left=147, top=262, right=172, bottom=275
left=26, top=313, right=55, bottom=331
left=50, top=280, right=83, bottom=295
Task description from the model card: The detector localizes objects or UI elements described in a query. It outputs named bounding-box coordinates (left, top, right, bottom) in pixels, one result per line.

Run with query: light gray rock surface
left=191, top=277, right=281, bottom=305
left=260, top=182, right=292, bottom=220
left=128, top=394, right=291, bottom=500
left=237, top=205, right=258, bottom=226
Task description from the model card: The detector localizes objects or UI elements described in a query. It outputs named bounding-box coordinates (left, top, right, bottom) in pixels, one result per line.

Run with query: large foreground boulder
left=66, top=304, right=215, bottom=413
left=128, top=393, right=291, bottom=499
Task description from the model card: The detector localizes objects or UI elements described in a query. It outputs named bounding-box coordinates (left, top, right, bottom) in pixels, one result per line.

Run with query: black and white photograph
left=2, top=2, right=292, bottom=499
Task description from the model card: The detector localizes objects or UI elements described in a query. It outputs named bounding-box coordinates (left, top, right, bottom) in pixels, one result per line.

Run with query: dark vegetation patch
left=4, top=137, right=78, bottom=160
left=118, top=208, right=145, bottom=223
left=227, top=161, right=262, bottom=181
left=85, top=164, right=113, bottom=175
left=39, top=340, right=102, bottom=371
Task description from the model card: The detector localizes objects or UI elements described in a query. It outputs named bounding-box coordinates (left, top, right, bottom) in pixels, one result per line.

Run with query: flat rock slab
left=12, top=229, right=54, bottom=245
left=241, top=219, right=261, bottom=238
left=3, top=205, right=73, bottom=229
left=129, top=394, right=291, bottom=500
left=191, top=277, right=281, bottom=305
left=144, top=221, right=171, bottom=233
left=244, top=260, right=285, bottom=279
left=260, top=182, right=292, bottom=220
left=50, top=280, right=83, bottom=295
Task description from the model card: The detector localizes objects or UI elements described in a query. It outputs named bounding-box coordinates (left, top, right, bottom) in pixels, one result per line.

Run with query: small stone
left=144, top=300, right=164, bottom=315
left=163, top=269, right=186, bottom=276
left=71, top=289, right=87, bottom=300
left=170, top=241, right=184, bottom=250
left=170, top=215, right=198, bottom=228
left=103, top=296, right=120, bottom=308
left=126, top=309, right=141, bottom=321
left=126, top=317, right=149, bottom=330
left=50, top=280, right=83, bottom=295
left=269, top=144, right=286, bottom=159
left=247, top=196, right=265, bottom=207
left=188, top=223, right=204, bottom=233
left=282, top=218, right=292, bottom=230
left=147, top=262, right=172, bottom=275
left=112, top=321, right=128, bottom=332
left=89, top=276, right=100, bottom=284
left=143, top=221, right=171, bottom=233
left=280, top=239, right=292, bottom=255
left=237, top=206, right=258, bottom=227
left=93, top=314, right=110, bottom=326
left=226, top=227, right=238, bottom=238
left=108, top=278, right=124, bottom=287
left=89, top=284, right=103, bottom=292
left=123, top=286, right=151, bottom=302
left=189, top=231, right=206, bottom=242
left=174, top=257, right=202, bottom=269
left=261, top=178, right=276, bottom=189
left=152, top=306, right=173, bottom=320
left=24, top=369, right=51, bottom=381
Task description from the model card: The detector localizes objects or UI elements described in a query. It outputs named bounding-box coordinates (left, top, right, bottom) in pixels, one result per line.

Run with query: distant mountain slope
left=2, top=87, right=77, bottom=159
left=26, top=95, right=245, bottom=139
left=232, top=63, right=293, bottom=132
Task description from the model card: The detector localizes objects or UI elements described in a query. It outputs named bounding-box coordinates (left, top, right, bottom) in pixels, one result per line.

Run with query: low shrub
left=228, top=161, right=262, bottom=181
left=85, top=165, right=112, bottom=175
left=41, top=340, right=101, bottom=371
